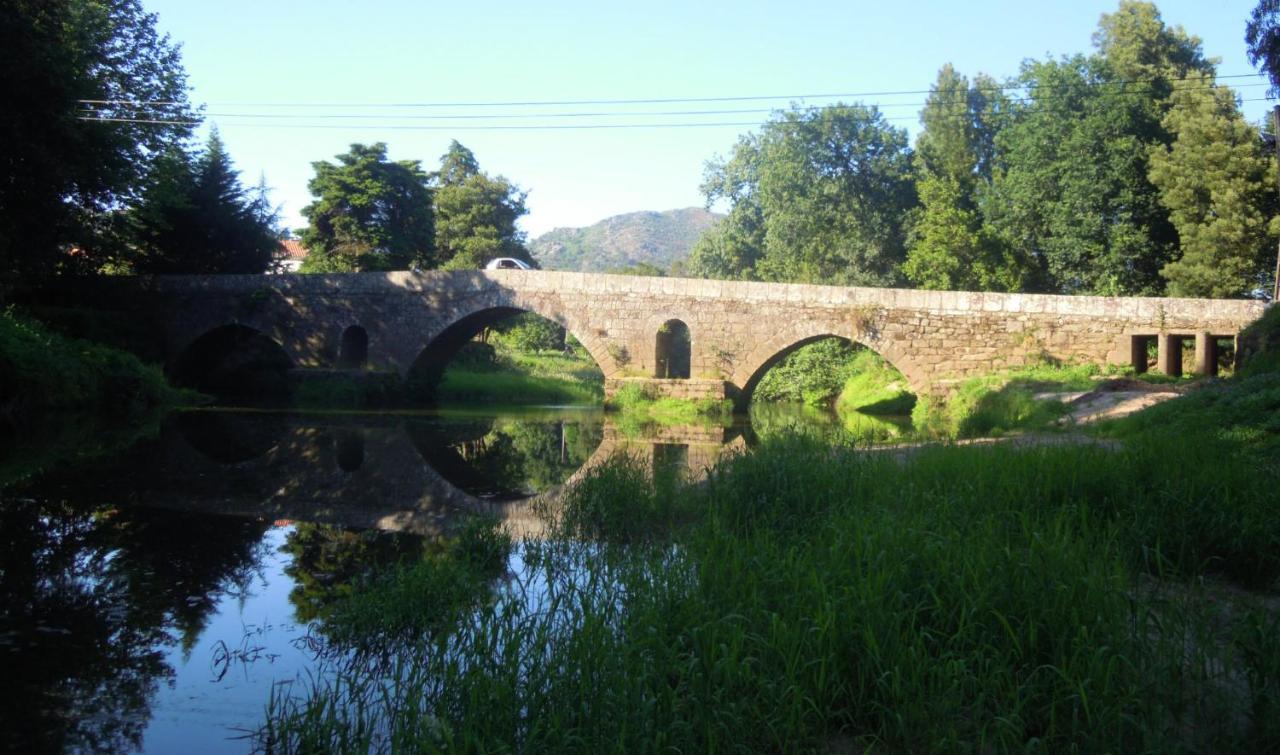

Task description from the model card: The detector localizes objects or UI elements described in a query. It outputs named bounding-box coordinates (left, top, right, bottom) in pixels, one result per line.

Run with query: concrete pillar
left=1157, top=333, right=1183, bottom=376
left=1194, top=332, right=1219, bottom=377
left=1129, top=335, right=1150, bottom=374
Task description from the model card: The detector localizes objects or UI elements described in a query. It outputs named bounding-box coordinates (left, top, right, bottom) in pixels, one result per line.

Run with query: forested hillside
left=530, top=208, right=722, bottom=273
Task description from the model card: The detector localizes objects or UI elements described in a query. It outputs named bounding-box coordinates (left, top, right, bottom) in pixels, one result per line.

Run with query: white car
left=483, top=257, right=533, bottom=270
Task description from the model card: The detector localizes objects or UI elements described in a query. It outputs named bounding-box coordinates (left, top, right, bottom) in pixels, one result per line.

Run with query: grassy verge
left=1, top=308, right=194, bottom=422
left=912, top=362, right=1111, bottom=438
left=436, top=345, right=603, bottom=405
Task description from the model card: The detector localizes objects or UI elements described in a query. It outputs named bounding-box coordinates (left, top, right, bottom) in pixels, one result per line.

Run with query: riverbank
left=0, top=309, right=192, bottom=423
left=0, top=309, right=199, bottom=486
left=260, top=310, right=1280, bottom=752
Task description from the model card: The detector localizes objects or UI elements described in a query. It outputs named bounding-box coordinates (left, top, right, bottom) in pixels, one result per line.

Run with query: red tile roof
left=277, top=239, right=308, bottom=259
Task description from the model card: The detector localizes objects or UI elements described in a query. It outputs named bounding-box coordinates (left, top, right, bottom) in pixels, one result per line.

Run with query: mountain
left=529, top=207, right=722, bottom=273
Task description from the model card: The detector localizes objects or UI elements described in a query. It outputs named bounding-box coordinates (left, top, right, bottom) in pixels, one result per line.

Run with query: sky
left=144, top=0, right=1273, bottom=239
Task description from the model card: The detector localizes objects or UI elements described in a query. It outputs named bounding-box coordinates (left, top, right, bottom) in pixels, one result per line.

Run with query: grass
left=262, top=424, right=1280, bottom=752
left=436, top=344, right=603, bottom=405
left=604, top=382, right=734, bottom=433
left=911, top=362, right=1111, bottom=438
left=0, top=307, right=195, bottom=422
left=835, top=349, right=917, bottom=415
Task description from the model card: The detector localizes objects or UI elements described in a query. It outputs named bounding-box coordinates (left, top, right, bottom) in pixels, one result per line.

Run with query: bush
left=0, top=308, right=189, bottom=421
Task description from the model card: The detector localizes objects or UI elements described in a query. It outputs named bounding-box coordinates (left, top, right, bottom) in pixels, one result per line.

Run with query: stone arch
left=655, top=318, right=691, bottom=379
left=337, top=325, right=368, bottom=369
left=730, top=320, right=927, bottom=404
left=170, top=323, right=294, bottom=399
left=403, top=291, right=619, bottom=400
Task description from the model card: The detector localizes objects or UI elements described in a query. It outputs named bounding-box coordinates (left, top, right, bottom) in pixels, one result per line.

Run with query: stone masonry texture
left=44, top=270, right=1269, bottom=397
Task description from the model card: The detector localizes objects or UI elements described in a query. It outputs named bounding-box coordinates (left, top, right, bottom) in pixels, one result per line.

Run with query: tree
left=0, top=0, right=196, bottom=278
left=1148, top=77, right=1278, bottom=297
left=904, top=66, right=1027, bottom=291
left=130, top=131, right=279, bottom=274
left=688, top=134, right=767, bottom=280
left=1249, top=1, right=1280, bottom=96
left=300, top=143, right=434, bottom=272
left=985, top=2, right=1213, bottom=295
left=431, top=141, right=534, bottom=270
left=689, top=105, right=916, bottom=286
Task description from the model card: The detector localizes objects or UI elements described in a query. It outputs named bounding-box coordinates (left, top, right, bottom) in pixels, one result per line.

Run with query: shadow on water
left=0, top=402, right=876, bottom=752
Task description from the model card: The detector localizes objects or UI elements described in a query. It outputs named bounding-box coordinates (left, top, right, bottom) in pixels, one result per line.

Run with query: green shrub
left=0, top=308, right=191, bottom=421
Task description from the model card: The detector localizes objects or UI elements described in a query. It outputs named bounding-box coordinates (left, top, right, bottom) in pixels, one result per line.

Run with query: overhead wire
left=73, top=73, right=1276, bottom=132
left=74, top=71, right=1269, bottom=109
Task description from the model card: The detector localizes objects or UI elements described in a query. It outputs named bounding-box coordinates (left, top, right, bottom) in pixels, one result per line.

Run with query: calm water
left=0, top=404, right=906, bottom=752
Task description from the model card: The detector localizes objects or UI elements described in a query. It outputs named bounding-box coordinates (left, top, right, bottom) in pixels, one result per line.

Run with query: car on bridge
left=484, top=257, right=533, bottom=270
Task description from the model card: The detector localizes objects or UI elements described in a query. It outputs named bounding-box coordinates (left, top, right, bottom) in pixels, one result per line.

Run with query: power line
left=75, top=72, right=1268, bottom=110
left=74, top=82, right=1271, bottom=123
left=76, top=97, right=1275, bottom=131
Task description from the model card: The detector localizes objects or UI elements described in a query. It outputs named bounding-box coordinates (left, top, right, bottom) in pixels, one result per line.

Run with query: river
left=0, top=404, right=909, bottom=752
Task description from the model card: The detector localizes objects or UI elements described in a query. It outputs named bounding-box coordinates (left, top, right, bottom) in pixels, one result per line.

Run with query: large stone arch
left=730, top=318, right=928, bottom=402
left=397, top=288, right=621, bottom=398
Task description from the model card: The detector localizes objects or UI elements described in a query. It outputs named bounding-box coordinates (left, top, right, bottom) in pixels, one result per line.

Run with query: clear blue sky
left=144, top=0, right=1271, bottom=238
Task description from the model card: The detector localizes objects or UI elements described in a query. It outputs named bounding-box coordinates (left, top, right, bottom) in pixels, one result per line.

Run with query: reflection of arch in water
left=335, top=430, right=364, bottom=471
left=405, top=302, right=613, bottom=402
left=732, top=325, right=923, bottom=407
left=173, top=410, right=284, bottom=464
left=170, top=324, right=293, bottom=399
left=405, top=416, right=606, bottom=502
left=162, top=412, right=757, bottom=539
left=165, top=410, right=612, bottom=537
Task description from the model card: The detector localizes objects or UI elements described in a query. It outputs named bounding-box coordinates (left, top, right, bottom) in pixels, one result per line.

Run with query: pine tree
left=1149, top=78, right=1278, bottom=297
left=131, top=131, right=279, bottom=274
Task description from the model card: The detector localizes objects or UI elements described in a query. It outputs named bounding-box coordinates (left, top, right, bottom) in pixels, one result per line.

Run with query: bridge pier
left=1194, top=332, right=1218, bottom=377
left=1157, top=333, right=1184, bottom=376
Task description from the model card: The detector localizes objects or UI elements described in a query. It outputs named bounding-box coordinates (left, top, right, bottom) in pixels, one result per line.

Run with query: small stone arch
left=655, top=319, right=691, bottom=379
left=337, top=325, right=368, bottom=369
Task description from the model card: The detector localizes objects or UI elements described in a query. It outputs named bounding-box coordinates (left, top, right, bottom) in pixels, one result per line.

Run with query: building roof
left=277, top=239, right=308, bottom=260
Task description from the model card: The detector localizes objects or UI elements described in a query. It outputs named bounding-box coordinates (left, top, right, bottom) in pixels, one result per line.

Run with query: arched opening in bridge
left=171, top=324, right=293, bottom=401
left=406, top=308, right=603, bottom=405
left=743, top=336, right=916, bottom=442
left=337, top=326, right=368, bottom=369
left=654, top=319, right=690, bottom=379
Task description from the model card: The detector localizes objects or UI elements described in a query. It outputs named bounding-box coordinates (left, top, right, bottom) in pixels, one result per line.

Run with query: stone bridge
left=46, top=270, right=1269, bottom=400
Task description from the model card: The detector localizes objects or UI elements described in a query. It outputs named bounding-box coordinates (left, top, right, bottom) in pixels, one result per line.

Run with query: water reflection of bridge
left=94, top=412, right=747, bottom=538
